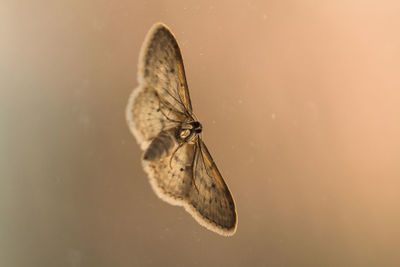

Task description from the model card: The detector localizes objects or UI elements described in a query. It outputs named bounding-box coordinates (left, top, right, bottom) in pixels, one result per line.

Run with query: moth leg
left=167, top=138, right=199, bottom=193
left=155, top=92, right=187, bottom=123
left=190, top=143, right=200, bottom=194
left=156, top=88, right=188, bottom=116
left=175, top=82, right=193, bottom=119
left=157, top=98, right=182, bottom=124
left=169, top=141, right=185, bottom=169
left=197, top=141, right=214, bottom=179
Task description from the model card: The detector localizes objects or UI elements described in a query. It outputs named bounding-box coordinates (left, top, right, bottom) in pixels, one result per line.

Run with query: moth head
left=191, top=121, right=202, bottom=134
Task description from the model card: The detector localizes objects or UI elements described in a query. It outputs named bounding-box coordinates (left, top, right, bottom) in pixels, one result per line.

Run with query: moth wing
left=142, top=132, right=195, bottom=205
left=185, top=139, right=237, bottom=236
left=138, top=23, right=192, bottom=113
left=126, top=85, right=184, bottom=150
left=142, top=130, right=237, bottom=236
left=127, top=23, right=193, bottom=149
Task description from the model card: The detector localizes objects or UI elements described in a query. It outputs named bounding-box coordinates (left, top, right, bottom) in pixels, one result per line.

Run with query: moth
left=126, top=23, right=237, bottom=236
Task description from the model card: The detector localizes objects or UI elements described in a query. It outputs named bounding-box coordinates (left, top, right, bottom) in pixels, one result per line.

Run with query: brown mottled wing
left=142, top=128, right=195, bottom=204
left=126, top=84, right=185, bottom=150
left=126, top=23, right=192, bottom=149
left=143, top=131, right=237, bottom=236
left=138, top=23, right=192, bottom=114
left=186, top=139, right=237, bottom=236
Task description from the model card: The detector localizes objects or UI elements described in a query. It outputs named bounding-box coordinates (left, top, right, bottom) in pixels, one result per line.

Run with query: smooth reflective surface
left=2, top=1, right=400, bottom=266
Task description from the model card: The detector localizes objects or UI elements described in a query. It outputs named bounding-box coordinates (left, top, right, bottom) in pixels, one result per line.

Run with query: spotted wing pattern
left=126, top=84, right=184, bottom=150
left=187, top=140, right=237, bottom=233
left=126, top=23, right=237, bottom=236
left=142, top=128, right=195, bottom=203
left=137, top=23, right=192, bottom=113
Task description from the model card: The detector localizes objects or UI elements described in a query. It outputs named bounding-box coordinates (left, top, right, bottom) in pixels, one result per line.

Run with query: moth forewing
left=139, top=23, right=192, bottom=114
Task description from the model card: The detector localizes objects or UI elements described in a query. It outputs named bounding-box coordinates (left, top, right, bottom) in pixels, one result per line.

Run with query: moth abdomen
left=144, top=130, right=176, bottom=161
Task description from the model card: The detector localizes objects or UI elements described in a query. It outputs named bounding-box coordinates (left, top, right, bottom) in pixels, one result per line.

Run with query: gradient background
left=2, top=1, right=400, bottom=266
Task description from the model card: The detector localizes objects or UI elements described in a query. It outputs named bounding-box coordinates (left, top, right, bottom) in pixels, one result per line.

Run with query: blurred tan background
left=1, top=0, right=400, bottom=266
